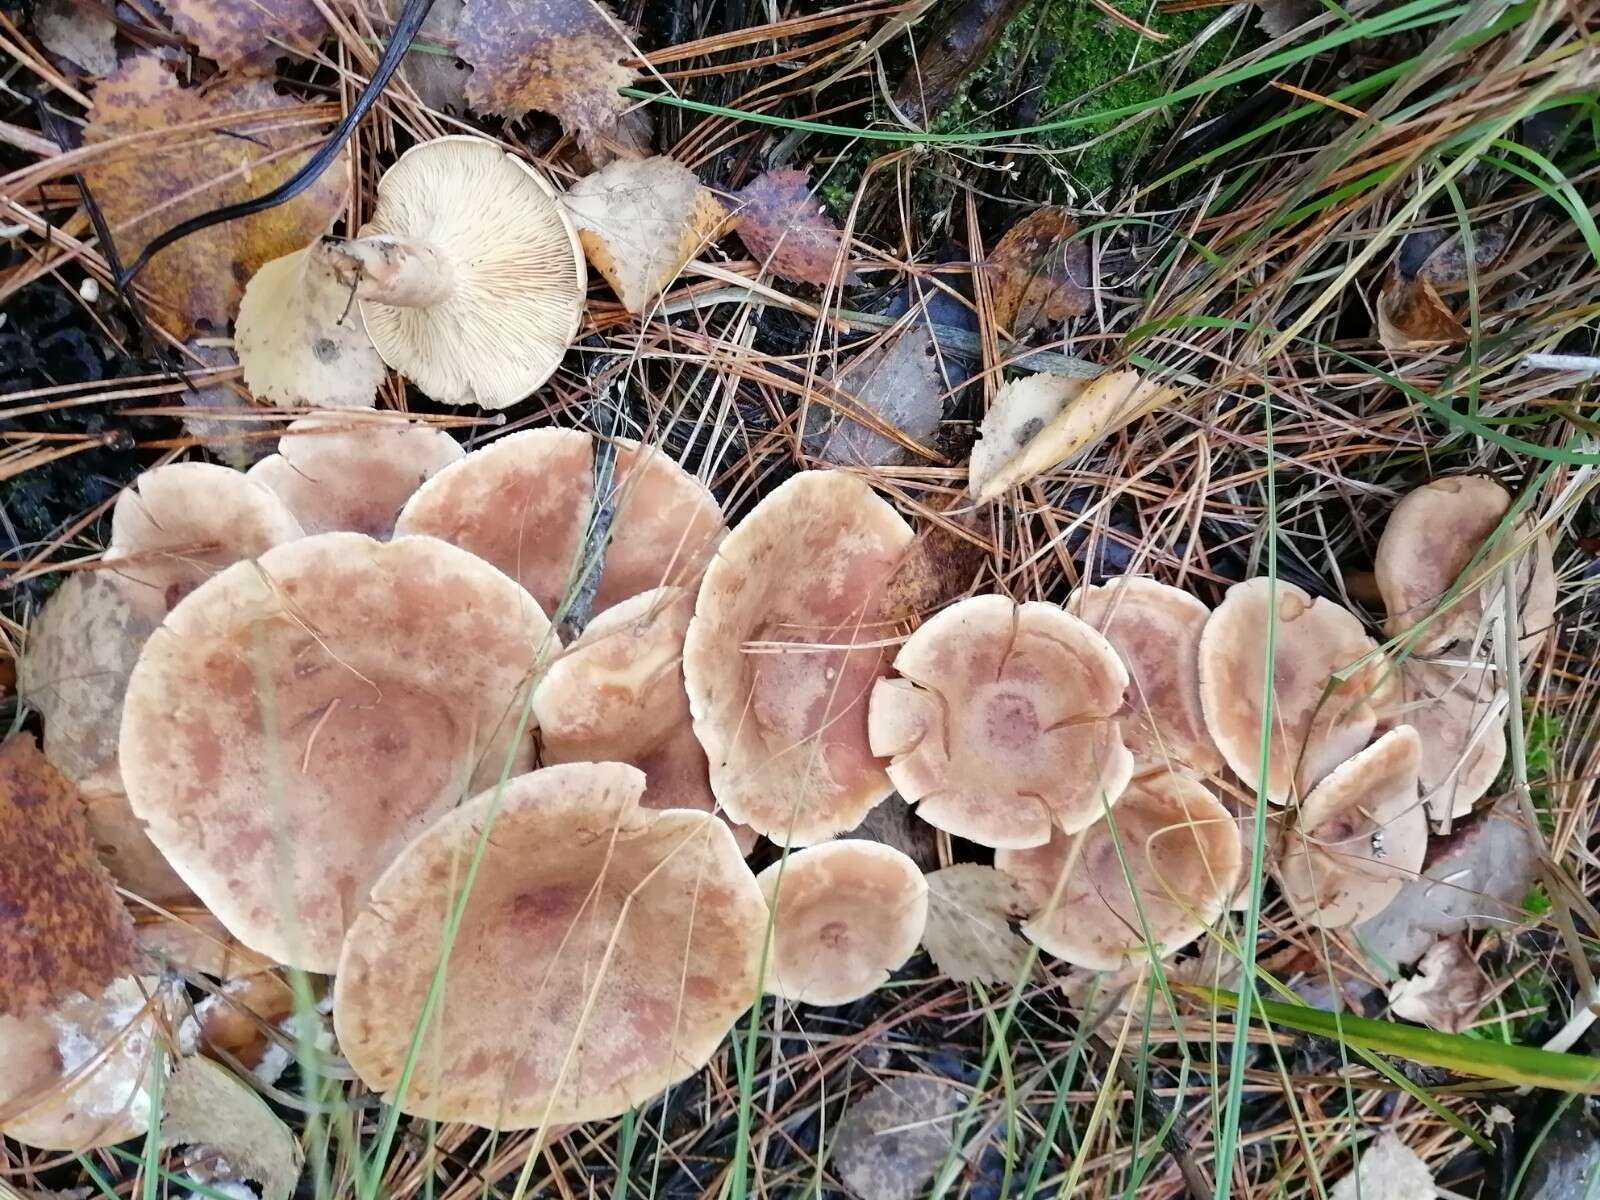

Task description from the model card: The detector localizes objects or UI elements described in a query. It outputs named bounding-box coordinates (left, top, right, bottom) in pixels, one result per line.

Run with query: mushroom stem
left=326, top=235, right=456, bottom=308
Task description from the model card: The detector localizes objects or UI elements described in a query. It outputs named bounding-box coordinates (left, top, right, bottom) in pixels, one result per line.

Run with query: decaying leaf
left=811, top=321, right=949, bottom=466
left=81, top=55, right=348, bottom=336
left=986, top=207, right=1092, bottom=335
left=1255, top=0, right=1318, bottom=38
left=831, top=1076, right=963, bottom=1200
left=922, top=864, right=1033, bottom=985
left=161, top=0, right=329, bottom=71
left=459, top=0, right=637, bottom=143
left=0, top=735, right=136, bottom=1019
left=1388, top=936, right=1491, bottom=1033
left=733, top=168, right=845, bottom=286
left=968, top=369, right=1177, bottom=501
left=400, top=0, right=471, bottom=112
left=563, top=156, right=729, bottom=314
left=1376, top=271, right=1468, bottom=350
left=176, top=340, right=273, bottom=471
left=1407, top=220, right=1512, bottom=291
left=33, top=0, right=118, bottom=76
left=1328, top=1131, right=1438, bottom=1200
left=850, top=795, right=939, bottom=872
left=161, top=1056, right=304, bottom=1200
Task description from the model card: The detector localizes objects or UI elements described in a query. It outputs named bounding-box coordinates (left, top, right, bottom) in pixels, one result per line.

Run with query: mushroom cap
left=998, top=771, right=1242, bottom=970
left=103, top=462, right=305, bottom=622
left=394, top=430, right=726, bottom=621
left=235, top=241, right=387, bottom=409
left=0, top=976, right=170, bottom=1150
left=867, top=594, right=1133, bottom=848
left=1070, top=576, right=1223, bottom=777
left=683, top=470, right=913, bottom=845
left=1276, top=726, right=1427, bottom=928
left=333, top=763, right=767, bottom=1127
left=1198, top=578, right=1396, bottom=804
left=79, top=767, right=191, bottom=905
left=356, top=136, right=586, bottom=408
left=754, top=841, right=928, bottom=1005
left=247, top=416, right=465, bottom=538
left=119, top=532, right=555, bottom=972
left=1376, top=476, right=1510, bottom=652
left=1383, top=658, right=1506, bottom=822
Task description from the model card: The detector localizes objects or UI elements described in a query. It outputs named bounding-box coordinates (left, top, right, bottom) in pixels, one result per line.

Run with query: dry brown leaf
left=399, top=0, right=471, bottom=112
left=0, top=735, right=136, bottom=1019
left=161, top=1056, right=304, bottom=1200
left=82, top=55, right=348, bottom=337
left=813, top=322, right=947, bottom=466
left=1376, top=271, right=1468, bottom=350
left=922, top=864, right=1034, bottom=985
left=161, top=0, right=329, bottom=70
left=1329, top=1131, right=1438, bottom=1200
left=459, top=0, right=637, bottom=142
left=968, top=369, right=1177, bottom=501
left=986, top=207, right=1092, bottom=335
left=563, top=156, right=728, bottom=314
left=34, top=0, right=118, bottom=76
left=1388, top=936, right=1491, bottom=1033
left=733, top=169, right=845, bottom=286
left=831, top=1076, right=963, bottom=1200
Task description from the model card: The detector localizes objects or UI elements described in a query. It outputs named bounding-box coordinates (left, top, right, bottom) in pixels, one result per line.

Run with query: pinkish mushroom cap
left=1379, top=658, right=1506, bottom=822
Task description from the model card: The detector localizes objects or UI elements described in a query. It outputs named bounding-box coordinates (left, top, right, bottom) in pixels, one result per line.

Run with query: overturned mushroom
left=755, top=841, right=928, bottom=1006
left=334, top=762, right=767, bottom=1127
left=1276, top=726, right=1427, bottom=928
left=868, top=594, right=1133, bottom=848
left=235, top=240, right=387, bottom=409
left=327, top=135, right=585, bottom=408
left=684, top=470, right=912, bottom=844
left=120, top=533, right=556, bottom=971
left=1198, top=578, right=1397, bottom=804
left=1380, top=658, right=1506, bottom=822
left=103, top=462, right=305, bottom=623
left=395, top=430, right=726, bottom=621
left=997, top=770, right=1241, bottom=970
left=1070, top=576, right=1223, bottom=777
left=247, top=416, right=464, bottom=538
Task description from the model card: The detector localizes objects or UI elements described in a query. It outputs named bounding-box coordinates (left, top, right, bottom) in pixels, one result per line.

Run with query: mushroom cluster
left=12, top=438, right=1553, bottom=1143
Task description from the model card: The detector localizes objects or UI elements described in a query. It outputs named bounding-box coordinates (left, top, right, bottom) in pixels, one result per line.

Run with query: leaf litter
left=161, top=1056, right=305, bottom=1200
left=921, top=864, right=1034, bottom=985
left=733, top=168, right=846, bottom=286
left=161, top=0, right=330, bottom=71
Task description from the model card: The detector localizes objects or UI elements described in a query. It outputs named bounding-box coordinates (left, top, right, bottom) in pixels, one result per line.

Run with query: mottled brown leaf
left=161, top=0, right=329, bottom=70
left=459, top=0, right=636, bottom=141
left=161, top=1057, right=304, bottom=1200
left=832, top=1076, right=963, bottom=1200
left=400, top=0, right=471, bottom=112
left=733, top=168, right=844, bottom=286
left=82, top=55, right=348, bottom=336
left=34, top=0, right=118, bottom=76
left=922, top=864, right=1033, bottom=985
left=1387, top=936, right=1491, bottom=1033
left=0, top=735, right=136, bottom=1019
left=1376, top=271, right=1468, bottom=350
left=986, top=207, right=1092, bottom=335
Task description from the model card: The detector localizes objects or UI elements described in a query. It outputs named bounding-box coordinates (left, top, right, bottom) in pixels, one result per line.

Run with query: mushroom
left=119, top=532, right=557, bottom=971
left=247, top=416, right=464, bottom=538
left=324, top=135, right=585, bottom=408
left=997, top=770, right=1242, bottom=970
left=755, top=841, right=928, bottom=1006
left=683, top=470, right=912, bottom=845
left=333, top=762, right=767, bottom=1127
left=235, top=239, right=387, bottom=409
left=1380, top=658, right=1506, bottom=822
left=1070, top=576, right=1223, bottom=777
left=1197, top=578, right=1397, bottom=804
left=532, top=587, right=757, bottom=852
left=394, top=430, right=727, bottom=621
left=867, top=594, right=1133, bottom=848
left=103, top=462, right=305, bottom=623
left=1276, top=726, right=1427, bottom=928
left=1375, top=476, right=1555, bottom=656
left=0, top=976, right=173, bottom=1150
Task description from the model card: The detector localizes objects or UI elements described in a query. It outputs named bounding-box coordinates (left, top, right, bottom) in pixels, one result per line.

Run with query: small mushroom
left=867, top=594, right=1133, bottom=848
left=235, top=240, right=387, bottom=409
left=247, top=416, right=464, bottom=538
left=755, top=841, right=928, bottom=1006
left=394, top=430, right=726, bottom=621
left=1380, top=658, right=1506, bottom=822
left=103, top=462, right=305, bottom=622
left=119, top=532, right=556, bottom=971
left=1276, top=726, right=1427, bottom=928
left=325, top=135, right=586, bottom=409
left=1070, top=576, right=1223, bottom=777
left=683, top=470, right=912, bottom=845
left=997, top=770, right=1242, bottom=970
left=1198, top=578, right=1397, bottom=804
left=334, top=762, right=768, bottom=1127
